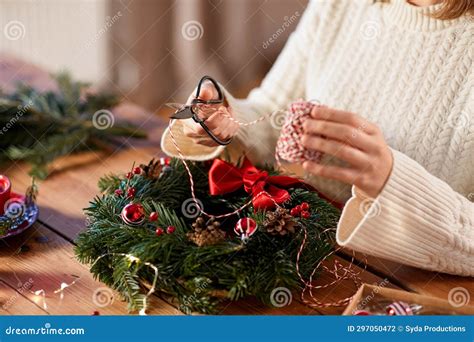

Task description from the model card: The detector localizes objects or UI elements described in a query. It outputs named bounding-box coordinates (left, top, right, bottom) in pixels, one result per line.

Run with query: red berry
left=114, top=189, right=123, bottom=196
left=127, top=187, right=136, bottom=198
left=149, top=212, right=159, bottom=222
left=155, top=227, right=164, bottom=236
left=301, top=210, right=310, bottom=219
left=166, top=226, right=176, bottom=234
left=92, top=310, right=100, bottom=316
left=133, top=166, right=142, bottom=175
left=290, top=207, right=299, bottom=217
left=300, top=202, right=309, bottom=211
left=294, top=205, right=302, bottom=214
left=126, top=172, right=133, bottom=179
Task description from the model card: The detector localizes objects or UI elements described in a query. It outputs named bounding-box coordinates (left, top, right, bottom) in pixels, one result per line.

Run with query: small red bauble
left=155, top=227, right=164, bottom=236
left=235, top=217, right=257, bottom=240
left=301, top=210, right=310, bottom=219
left=149, top=212, right=159, bottom=222
left=166, top=226, right=176, bottom=234
left=114, top=189, right=123, bottom=196
left=300, top=202, right=310, bottom=211
left=126, top=172, right=133, bottom=179
left=133, top=166, right=142, bottom=175
left=127, top=187, right=136, bottom=198
left=92, top=310, right=100, bottom=316
left=290, top=207, right=299, bottom=217
left=121, top=203, right=145, bottom=225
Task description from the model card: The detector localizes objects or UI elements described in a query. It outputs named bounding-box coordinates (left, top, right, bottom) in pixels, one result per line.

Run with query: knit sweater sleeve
left=337, top=149, right=474, bottom=276
left=161, top=0, right=326, bottom=163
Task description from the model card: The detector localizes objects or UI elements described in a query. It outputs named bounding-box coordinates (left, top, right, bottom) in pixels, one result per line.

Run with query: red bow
left=209, top=158, right=310, bottom=210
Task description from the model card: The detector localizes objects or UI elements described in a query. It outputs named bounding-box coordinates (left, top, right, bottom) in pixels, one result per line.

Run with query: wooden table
left=1, top=56, right=473, bottom=315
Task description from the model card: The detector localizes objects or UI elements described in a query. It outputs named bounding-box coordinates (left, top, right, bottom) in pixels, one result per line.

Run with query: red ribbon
left=209, top=158, right=311, bottom=210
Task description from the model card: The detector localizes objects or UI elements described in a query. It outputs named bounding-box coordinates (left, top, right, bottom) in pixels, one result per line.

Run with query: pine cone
left=187, top=217, right=226, bottom=246
left=140, top=159, right=162, bottom=179
left=263, top=207, right=297, bottom=236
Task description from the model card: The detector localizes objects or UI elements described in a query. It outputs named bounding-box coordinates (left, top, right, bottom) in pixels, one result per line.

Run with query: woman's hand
left=301, top=106, right=393, bottom=198
left=182, top=81, right=240, bottom=147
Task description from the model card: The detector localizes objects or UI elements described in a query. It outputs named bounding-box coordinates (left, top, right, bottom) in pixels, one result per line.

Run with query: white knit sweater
left=162, top=0, right=474, bottom=276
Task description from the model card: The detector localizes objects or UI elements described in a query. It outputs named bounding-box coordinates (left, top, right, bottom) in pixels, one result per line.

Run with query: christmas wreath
left=75, top=157, right=340, bottom=314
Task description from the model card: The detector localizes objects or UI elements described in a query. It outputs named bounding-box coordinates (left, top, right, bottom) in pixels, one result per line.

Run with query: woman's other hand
left=302, top=106, right=393, bottom=198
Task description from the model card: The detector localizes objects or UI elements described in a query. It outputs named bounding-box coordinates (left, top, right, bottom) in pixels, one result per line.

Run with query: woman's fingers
left=311, top=106, right=378, bottom=134
left=303, top=161, right=361, bottom=185
left=301, top=135, right=369, bottom=168
left=303, top=119, right=378, bottom=153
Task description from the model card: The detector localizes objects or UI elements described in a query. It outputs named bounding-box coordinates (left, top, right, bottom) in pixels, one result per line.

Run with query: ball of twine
left=275, top=100, right=324, bottom=164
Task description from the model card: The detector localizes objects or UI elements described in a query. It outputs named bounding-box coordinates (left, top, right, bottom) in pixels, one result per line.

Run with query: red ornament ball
left=121, top=203, right=145, bottom=225
left=114, top=189, right=123, bottom=196
left=133, top=166, right=142, bottom=175
left=155, top=227, right=165, bottom=236
left=235, top=217, right=257, bottom=239
left=290, top=207, right=300, bottom=217
left=92, top=310, right=100, bottom=316
left=166, top=226, right=176, bottom=234
left=301, top=210, right=310, bottom=219
left=300, top=202, right=310, bottom=211
left=126, top=172, right=133, bottom=179
left=149, top=212, right=159, bottom=222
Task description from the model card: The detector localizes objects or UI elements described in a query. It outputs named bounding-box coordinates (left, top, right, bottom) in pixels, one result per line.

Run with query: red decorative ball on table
left=121, top=203, right=145, bottom=225
left=166, top=226, right=176, bottom=234
left=149, top=212, right=159, bottom=222
left=133, top=166, right=142, bottom=175
left=155, top=227, right=164, bottom=236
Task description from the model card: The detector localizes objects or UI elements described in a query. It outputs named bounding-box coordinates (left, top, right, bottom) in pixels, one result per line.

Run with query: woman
left=162, top=0, right=474, bottom=276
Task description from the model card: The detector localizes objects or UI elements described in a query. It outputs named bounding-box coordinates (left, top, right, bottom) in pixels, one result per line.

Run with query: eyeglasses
left=166, top=75, right=232, bottom=146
